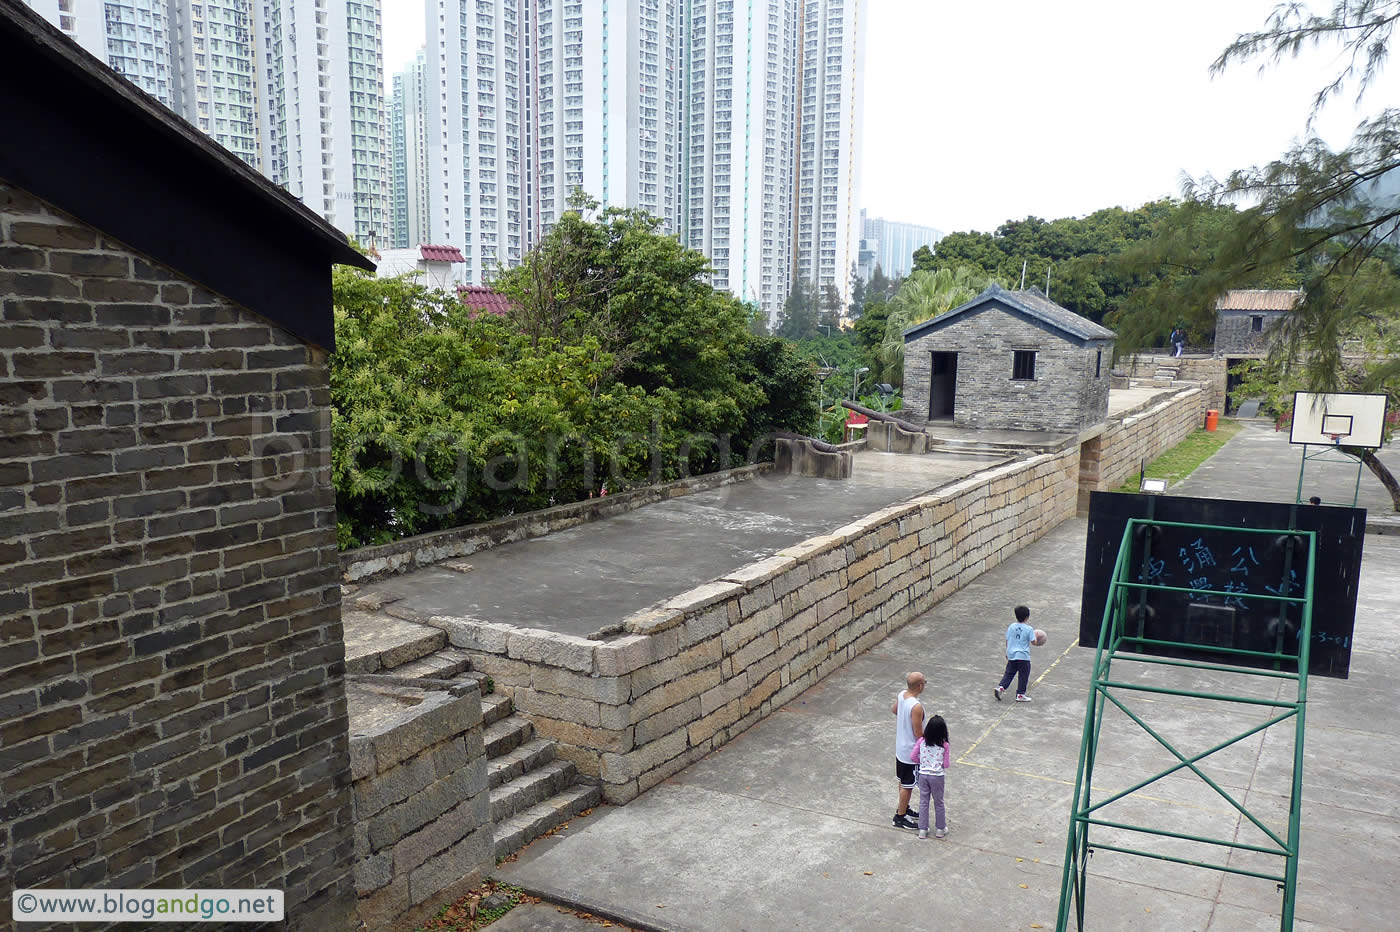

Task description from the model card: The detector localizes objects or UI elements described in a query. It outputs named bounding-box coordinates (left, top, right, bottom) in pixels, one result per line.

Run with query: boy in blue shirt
left=994, top=605, right=1036, bottom=703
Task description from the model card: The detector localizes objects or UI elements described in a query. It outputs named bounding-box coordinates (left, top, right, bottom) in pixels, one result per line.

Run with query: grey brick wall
left=0, top=183, right=357, bottom=929
left=1215, top=310, right=1284, bottom=355
left=902, top=308, right=1112, bottom=432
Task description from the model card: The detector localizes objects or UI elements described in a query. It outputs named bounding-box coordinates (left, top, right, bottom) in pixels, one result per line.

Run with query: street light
left=852, top=366, right=870, bottom=402
left=815, top=366, right=835, bottom=428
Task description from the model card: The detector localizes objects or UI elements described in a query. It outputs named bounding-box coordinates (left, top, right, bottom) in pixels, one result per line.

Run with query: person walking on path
left=913, top=714, right=951, bottom=839
left=994, top=606, right=1036, bottom=703
left=1171, top=328, right=1185, bottom=357
left=891, top=672, right=925, bottom=830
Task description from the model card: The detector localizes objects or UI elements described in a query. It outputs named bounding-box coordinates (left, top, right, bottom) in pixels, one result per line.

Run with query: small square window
left=1013, top=350, right=1036, bottom=381
left=1251, top=315, right=1264, bottom=332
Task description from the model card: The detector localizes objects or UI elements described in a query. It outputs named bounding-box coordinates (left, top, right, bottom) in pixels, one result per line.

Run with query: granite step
left=481, top=692, right=514, bottom=728
left=483, top=715, right=534, bottom=759
left=488, top=759, right=577, bottom=824
left=384, top=646, right=472, bottom=679
left=491, top=783, right=602, bottom=860
left=488, top=737, right=556, bottom=790
left=342, top=611, right=445, bottom=675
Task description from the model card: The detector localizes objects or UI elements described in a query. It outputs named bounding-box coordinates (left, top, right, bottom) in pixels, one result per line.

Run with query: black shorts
left=895, top=759, right=916, bottom=788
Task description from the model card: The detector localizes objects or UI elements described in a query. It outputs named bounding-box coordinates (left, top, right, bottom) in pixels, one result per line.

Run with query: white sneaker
left=1015, top=694, right=1032, bottom=702
left=935, top=828, right=947, bottom=838
left=917, top=830, right=928, bottom=839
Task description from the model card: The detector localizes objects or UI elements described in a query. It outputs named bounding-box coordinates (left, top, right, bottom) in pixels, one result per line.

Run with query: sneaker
left=917, top=830, right=928, bottom=839
left=906, top=808, right=919, bottom=821
left=935, top=828, right=947, bottom=839
left=892, top=814, right=918, bottom=831
left=1015, top=694, right=1032, bottom=702
left=993, top=686, right=1004, bottom=701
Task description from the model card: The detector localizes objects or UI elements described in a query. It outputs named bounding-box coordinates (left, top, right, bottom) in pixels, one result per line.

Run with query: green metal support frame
left=1295, top=442, right=1364, bottom=507
left=1056, top=519, right=1317, bottom=932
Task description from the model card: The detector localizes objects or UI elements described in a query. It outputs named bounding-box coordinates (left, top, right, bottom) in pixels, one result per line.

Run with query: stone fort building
left=901, top=284, right=1116, bottom=433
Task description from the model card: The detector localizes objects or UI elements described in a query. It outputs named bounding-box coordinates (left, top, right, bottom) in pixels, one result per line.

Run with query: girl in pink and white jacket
left=914, top=714, right=951, bottom=839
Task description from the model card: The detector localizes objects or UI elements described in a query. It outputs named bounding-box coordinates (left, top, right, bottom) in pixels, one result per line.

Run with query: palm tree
left=880, top=266, right=996, bottom=384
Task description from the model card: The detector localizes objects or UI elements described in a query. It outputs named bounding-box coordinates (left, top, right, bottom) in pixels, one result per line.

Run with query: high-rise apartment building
left=169, top=0, right=260, bottom=168
left=25, top=0, right=107, bottom=65
left=684, top=0, right=799, bottom=317
left=794, top=0, right=865, bottom=302
left=518, top=1, right=683, bottom=249
left=28, top=0, right=173, bottom=104
left=389, top=49, right=430, bottom=248
left=255, top=0, right=387, bottom=241
left=858, top=209, right=942, bottom=280
left=427, top=0, right=524, bottom=282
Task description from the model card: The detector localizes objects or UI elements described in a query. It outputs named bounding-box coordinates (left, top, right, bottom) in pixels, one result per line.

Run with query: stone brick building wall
left=426, top=448, right=1081, bottom=803
left=0, top=184, right=357, bottom=927
left=903, top=311, right=1111, bottom=432
left=1215, top=310, right=1285, bottom=355
left=347, top=677, right=490, bottom=929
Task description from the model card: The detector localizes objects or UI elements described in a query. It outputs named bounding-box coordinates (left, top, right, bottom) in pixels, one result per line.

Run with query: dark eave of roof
left=0, top=0, right=372, bottom=349
left=903, top=284, right=1116, bottom=347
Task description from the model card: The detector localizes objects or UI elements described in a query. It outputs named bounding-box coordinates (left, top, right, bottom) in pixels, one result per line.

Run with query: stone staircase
left=342, top=608, right=602, bottom=861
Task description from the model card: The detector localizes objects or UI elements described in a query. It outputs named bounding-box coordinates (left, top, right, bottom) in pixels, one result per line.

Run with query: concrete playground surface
left=495, top=421, right=1400, bottom=931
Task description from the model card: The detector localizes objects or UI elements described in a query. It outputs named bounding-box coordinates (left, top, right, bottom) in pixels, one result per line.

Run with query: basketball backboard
left=1289, top=391, right=1388, bottom=448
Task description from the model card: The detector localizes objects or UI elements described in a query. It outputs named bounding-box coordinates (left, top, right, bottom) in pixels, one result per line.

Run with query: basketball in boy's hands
left=1032, top=629, right=1048, bottom=647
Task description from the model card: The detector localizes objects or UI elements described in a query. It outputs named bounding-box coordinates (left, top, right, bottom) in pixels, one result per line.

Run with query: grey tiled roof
left=903, top=283, right=1116, bottom=343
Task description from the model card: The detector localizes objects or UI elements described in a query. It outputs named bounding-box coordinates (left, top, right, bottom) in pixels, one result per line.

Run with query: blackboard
left=1079, top=492, right=1366, bottom=679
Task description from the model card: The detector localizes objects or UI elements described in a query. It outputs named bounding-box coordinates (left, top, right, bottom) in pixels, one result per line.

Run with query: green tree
left=848, top=262, right=867, bottom=317
left=879, top=266, right=996, bottom=385
left=777, top=278, right=821, bottom=340
left=1190, top=0, right=1400, bottom=508
left=820, top=283, right=844, bottom=332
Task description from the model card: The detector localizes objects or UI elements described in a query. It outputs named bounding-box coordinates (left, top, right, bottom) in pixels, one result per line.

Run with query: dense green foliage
left=880, top=266, right=999, bottom=385
left=331, top=201, right=819, bottom=547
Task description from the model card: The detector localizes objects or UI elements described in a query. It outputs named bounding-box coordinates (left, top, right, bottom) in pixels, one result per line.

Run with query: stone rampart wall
left=1078, top=388, right=1208, bottom=503
left=347, top=677, right=491, bottom=930
left=426, top=449, right=1080, bottom=803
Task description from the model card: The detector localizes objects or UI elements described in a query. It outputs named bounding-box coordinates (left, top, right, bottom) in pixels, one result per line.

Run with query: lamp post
left=852, top=366, right=869, bottom=402
left=816, top=367, right=834, bottom=431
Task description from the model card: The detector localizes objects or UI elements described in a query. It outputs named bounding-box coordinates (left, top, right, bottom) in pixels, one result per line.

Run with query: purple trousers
left=916, top=772, right=945, bottom=832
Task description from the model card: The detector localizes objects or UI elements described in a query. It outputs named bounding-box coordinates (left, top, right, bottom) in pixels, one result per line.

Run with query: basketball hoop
left=1328, top=434, right=1342, bottom=446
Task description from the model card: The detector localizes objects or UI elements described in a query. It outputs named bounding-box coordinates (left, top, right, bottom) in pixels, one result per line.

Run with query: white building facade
left=169, top=0, right=260, bottom=168
left=859, top=209, right=943, bottom=280
left=427, top=0, right=524, bottom=282
left=389, top=48, right=431, bottom=248
left=794, top=0, right=865, bottom=304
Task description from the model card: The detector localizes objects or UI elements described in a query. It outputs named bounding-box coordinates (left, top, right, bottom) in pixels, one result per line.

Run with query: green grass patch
left=1115, top=418, right=1243, bottom=493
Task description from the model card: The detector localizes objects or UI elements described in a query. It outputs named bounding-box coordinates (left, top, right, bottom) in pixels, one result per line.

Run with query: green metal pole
left=1280, top=532, right=1316, bottom=931
left=1056, top=526, right=1133, bottom=931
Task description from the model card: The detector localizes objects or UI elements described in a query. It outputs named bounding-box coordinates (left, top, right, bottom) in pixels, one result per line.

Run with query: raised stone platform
left=351, top=450, right=1002, bottom=640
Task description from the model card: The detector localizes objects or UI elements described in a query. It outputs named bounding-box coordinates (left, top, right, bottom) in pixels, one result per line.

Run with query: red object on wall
left=845, top=411, right=868, bottom=427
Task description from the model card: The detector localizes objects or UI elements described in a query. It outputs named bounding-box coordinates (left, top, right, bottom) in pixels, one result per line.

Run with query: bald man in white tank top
left=891, top=672, right=925, bottom=830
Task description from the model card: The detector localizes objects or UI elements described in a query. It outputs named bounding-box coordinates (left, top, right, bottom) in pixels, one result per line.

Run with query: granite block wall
left=347, top=678, right=491, bottom=930
left=425, top=448, right=1082, bottom=804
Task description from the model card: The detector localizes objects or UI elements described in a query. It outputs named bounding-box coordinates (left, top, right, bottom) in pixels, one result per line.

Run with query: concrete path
left=1172, top=418, right=1399, bottom=518
left=355, top=451, right=1004, bottom=639
left=497, top=421, right=1400, bottom=930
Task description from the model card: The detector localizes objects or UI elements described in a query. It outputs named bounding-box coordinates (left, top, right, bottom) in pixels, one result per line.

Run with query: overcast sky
left=379, top=0, right=1396, bottom=235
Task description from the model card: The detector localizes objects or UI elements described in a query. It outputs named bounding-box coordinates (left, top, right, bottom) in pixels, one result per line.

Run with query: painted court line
left=958, top=637, right=1080, bottom=762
